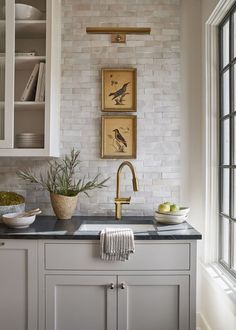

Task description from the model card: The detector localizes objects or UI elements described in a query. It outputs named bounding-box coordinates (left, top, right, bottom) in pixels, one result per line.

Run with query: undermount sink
left=78, top=222, right=157, bottom=233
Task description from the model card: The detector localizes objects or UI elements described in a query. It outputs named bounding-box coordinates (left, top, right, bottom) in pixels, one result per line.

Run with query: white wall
left=180, top=0, right=236, bottom=329
left=180, top=0, right=203, bottom=232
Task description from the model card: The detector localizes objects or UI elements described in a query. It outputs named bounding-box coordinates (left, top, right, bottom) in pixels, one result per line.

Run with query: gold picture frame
left=101, top=115, right=137, bottom=159
left=101, top=68, right=137, bottom=112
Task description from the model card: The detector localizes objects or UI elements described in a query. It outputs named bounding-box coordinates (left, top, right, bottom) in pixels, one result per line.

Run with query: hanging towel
left=100, top=228, right=135, bottom=261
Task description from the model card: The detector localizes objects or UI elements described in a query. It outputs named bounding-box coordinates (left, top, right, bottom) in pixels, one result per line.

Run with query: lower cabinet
left=118, top=275, right=189, bottom=330
left=45, top=274, right=190, bottom=330
left=0, top=239, right=196, bottom=330
left=0, top=240, right=37, bottom=330
left=45, top=275, right=117, bottom=330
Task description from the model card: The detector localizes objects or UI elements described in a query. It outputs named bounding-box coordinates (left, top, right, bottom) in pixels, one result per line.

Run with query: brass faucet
left=115, top=161, right=138, bottom=220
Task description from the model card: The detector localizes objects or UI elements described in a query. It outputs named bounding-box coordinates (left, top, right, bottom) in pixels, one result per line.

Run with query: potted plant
left=17, top=149, right=109, bottom=220
left=0, top=191, right=25, bottom=221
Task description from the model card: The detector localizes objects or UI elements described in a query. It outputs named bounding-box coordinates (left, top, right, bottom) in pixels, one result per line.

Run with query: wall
left=0, top=0, right=182, bottom=216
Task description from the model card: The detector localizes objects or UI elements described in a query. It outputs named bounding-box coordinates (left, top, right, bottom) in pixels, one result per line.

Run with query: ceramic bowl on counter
left=154, top=212, right=188, bottom=225
left=2, top=212, right=36, bottom=229
left=0, top=203, right=25, bottom=221
left=15, top=4, right=42, bottom=20
left=155, top=207, right=190, bottom=217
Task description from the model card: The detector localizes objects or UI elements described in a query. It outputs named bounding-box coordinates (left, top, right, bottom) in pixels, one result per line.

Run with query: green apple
left=158, top=203, right=171, bottom=213
left=170, top=204, right=179, bottom=212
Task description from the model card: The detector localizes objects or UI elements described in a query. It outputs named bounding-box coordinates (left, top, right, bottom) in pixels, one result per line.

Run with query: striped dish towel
left=100, top=228, right=135, bottom=261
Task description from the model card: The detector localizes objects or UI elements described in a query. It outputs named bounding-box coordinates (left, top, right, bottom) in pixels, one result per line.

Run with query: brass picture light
left=86, top=27, right=151, bottom=43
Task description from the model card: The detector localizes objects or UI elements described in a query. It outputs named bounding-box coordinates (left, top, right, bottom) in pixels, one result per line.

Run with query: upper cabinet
left=0, top=0, right=61, bottom=157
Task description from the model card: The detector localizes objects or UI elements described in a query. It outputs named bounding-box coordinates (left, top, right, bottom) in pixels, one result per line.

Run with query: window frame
left=218, top=3, right=236, bottom=279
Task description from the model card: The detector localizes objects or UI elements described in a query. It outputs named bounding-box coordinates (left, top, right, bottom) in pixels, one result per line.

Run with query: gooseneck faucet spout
left=115, top=161, right=139, bottom=220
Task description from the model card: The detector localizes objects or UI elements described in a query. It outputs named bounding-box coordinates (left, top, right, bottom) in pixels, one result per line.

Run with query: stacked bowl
left=15, top=4, right=43, bottom=20
left=155, top=206, right=190, bottom=224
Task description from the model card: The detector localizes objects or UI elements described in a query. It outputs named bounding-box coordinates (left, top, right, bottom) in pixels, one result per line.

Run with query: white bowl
left=154, top=213, right=188, bottom=225
left=0, top=202, right=25, bottom=222
left=155, top=207, right=190, bottom=217
left=2, top=212, right=36, bottom=228
left=15, top=4, right=42, bottom=20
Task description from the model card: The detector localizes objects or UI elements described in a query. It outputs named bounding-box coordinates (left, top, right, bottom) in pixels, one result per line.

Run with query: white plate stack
left=15, top=133, right=44, bottom=148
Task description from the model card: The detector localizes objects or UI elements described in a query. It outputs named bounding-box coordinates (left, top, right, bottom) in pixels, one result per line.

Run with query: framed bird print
left=101, top=115, right=137, bottom=159
left=101, top=68, right=137, bottom=112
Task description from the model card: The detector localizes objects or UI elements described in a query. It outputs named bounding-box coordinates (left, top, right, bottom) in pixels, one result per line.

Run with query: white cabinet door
left=0, top=240, right=38, bottom=330
left=45, top=275, right=117, bottom=330
left=0, top=0, right=60, bottom=156
left=118, top=275, right=190, bottom=330
left=0, top=0, right=14, bottom=148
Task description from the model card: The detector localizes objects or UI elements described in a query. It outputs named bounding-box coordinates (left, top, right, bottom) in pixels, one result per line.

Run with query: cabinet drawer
left=45, top=242, right=190, bottom=271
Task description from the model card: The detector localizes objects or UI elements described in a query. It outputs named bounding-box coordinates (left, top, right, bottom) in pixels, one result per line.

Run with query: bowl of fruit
left=154, top=202, right=190, bottom=224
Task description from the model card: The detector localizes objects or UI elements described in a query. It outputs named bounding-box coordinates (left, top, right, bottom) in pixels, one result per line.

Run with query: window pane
left=223, top=20, right=230, bottom=67
left=221, top=217, right=230, bottom=264
left=234, top=65, right=236, bottom=111
left=234, top=117, right=236, bottom=164
left=234, top=13, right=236, bottom=58
left=233, top=170, right=236, bottom=217
left=222, top=168, right=230, bottom=215
left=222, top=119, right=230, bottom=165
left=233, top=222, right=236, bottom=270
left=222, top=70, right=230, bottom=116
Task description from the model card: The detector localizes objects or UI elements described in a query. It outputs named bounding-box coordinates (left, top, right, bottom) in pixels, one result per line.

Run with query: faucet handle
left=115, top=197, right=131, bottom=205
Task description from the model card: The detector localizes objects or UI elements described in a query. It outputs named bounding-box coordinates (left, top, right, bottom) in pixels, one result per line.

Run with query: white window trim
left=204, top=0, right=236, bottom=308
left=205, top=0, right=236, bottom=264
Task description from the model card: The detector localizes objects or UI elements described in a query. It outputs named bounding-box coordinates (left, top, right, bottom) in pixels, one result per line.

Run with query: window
left=219, top=4, right=236, bottom=278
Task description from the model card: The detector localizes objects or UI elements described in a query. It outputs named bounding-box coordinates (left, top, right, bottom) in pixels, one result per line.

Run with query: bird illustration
left=114, top=92, right=129, bottom=105
left=113, top=129, right=127, bottom=148
left=109, top=82, right=130, bottom=101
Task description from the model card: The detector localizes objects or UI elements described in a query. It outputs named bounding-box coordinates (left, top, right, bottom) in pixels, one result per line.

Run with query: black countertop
left=0, top=216, right=202, bottom=240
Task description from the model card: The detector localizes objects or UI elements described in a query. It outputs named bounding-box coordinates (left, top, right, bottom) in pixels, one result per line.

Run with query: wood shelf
left=15, top=56, right=46, bottom=70
left=14, top=102, right=45, bottom=110
left=15, top=20, right=46, bottom=38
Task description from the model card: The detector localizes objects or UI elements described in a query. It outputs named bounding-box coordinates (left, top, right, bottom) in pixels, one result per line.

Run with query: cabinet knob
left=0, top=242, right=5, bottom=246
left=120, top=283, right=125, bottom=290
left=109, top=283, right=115, bottom=289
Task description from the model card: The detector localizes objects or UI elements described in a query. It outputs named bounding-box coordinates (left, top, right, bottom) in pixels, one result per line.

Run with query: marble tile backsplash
left=0, top=0, right=181, bottom=216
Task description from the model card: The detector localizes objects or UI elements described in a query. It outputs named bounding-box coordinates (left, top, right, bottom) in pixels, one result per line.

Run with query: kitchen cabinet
left=45, top=275, right=117, bottom=330
left=0, top=235, right=198, bottom=329
left=45, top=274, right=189, bottom=330
left=0, top=0, right=60, bottom=156
left=0, top=239, right=38, bottom=330
left=118, top=275, right=189, bottom=330
left=39, top=240, right=197, bottom=330
left=0, top=217, right=201, bottom=330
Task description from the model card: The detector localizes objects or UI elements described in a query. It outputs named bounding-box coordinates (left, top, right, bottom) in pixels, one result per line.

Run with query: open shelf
left=0, top=0, right=60, bottom=156
left=15, top=20, right=46, bottom=38
left=15, top=56, right=45, bottom=70
left=15, top=101, right=45, bottom=110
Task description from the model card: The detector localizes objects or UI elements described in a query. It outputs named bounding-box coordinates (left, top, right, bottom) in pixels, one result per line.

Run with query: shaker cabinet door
left=0, top=240, right=38, bottom=330
left=118, top=275, right=190, bottom=330
left=45, top=275, right=117, bottom=330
